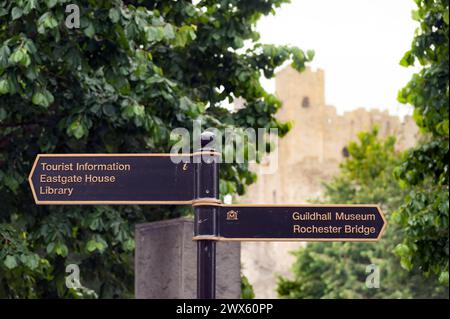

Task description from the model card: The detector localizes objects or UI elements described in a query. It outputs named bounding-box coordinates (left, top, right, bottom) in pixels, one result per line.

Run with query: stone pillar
left=135, top=218, right=241, bottom=299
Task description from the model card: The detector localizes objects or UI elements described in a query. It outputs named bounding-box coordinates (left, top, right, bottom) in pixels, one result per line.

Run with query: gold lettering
left=293, top=225, right=342, bottom=234
left=40, top=174, right=83, bottom=184
left=292, top=211, right=332, bottom=221
left=76, top=163, right=130, bottom=171
left=40, top=162, right=73, bottom=171
left=344, top=225, right=376, bottom=235
left=39, top=186, right=74, bottom=196
left=336, top=212, right=376, bottom=221
left=84, top=174, right=116, bottom=183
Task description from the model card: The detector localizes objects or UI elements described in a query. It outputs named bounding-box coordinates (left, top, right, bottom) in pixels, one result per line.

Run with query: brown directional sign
left=193, top=204, right=386, bottom=242
left=28, top=153, right=214, bottom=205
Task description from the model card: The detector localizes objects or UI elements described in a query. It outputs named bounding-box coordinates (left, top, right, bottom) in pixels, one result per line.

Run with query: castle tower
left=276, top=67, right=326, bottom=165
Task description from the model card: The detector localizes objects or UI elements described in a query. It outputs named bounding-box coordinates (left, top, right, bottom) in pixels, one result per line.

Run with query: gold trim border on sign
left=191, top=204, right=386, bottom=242
left=28, top=152, right=220, bottom=205
left=192, top=236, right=382, bottom=242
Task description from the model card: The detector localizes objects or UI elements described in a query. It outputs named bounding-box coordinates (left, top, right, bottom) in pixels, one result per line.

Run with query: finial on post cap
left=200, top=131, right=216, bottom=151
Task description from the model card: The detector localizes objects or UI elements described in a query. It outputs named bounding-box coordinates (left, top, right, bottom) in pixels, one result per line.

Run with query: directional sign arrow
left=193, top=204, right=386, bottom=242
left=28, top=153, right=218, bottom=205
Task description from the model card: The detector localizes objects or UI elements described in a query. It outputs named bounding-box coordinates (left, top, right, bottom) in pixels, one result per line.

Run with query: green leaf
left=241, top=275, right=255, bottom=299
left=109, top=8, right=120, bottom=23
left=26, top=255, right=39, bottom=270
left=234, top=37, right=244, bottom=48
left=0, top=45, right=11, bottom=68
left=436, top=119, right=449, bottom=136
left=9, top=48, right=25, bottom=65
left=24, top=0, right=38, bottom=13
left=43, top=89, right=54, bottom=104
left=32, top=89, right=54, bottom=107
left=67, top=120, right=87, bottom=139
left=178, top=96, right=203, bottom=117
left=179, top=96, right=190, bottom=111
left=24, top=39, right=37, bottom=54
left=306, top=49, right=315, bottom=61
left=54, top=243, right=68, bottom=257
left=163, top=24, right=175, bottom=39
left=121, top=102, right=144, bottom=119
left=11, top=7, right=23, bottom=20
left=45, top=0, right=58, bottom=9
left=37, top=12, right=59, bottom=34
left=397, top=88, right=407, bottom=104
left=133, top=104, right=145, bottom=117
left=444, top=11, right=449, bottom=25
left=86, top=238, right=106, bottom=253
left=400, top=50, right=414, bottom=67
left=46, top=243, right=55, bottom=254
left=438, top=271, right=449, bottom=285
left=146, top=26, right=165, bottom=42
left=20, top=52, right=31, bottom=67
left=84, top=22, right=95, bottom=38
left=4, top=255, right=18, bottom=269
left=174, top=25, right=196, bottom=47
left=96, top=241, right=106, bottom=252
left=122, top=239, right=135, bottom=251
left=32, top=92, right=46, bottom=106
left=86, top=240, right=97, bottom=252
left=19, top=254, right=39, bottom=270
left=0, top=79, right=10, bottom=95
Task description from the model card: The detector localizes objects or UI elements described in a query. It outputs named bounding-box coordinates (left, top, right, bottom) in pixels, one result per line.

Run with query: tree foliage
left=277, top=129, right=448, bottom=299
left=241, top=274, right=255, bottom=299
left=0, top=0, right=312, bottom=297
left=395, top=0, right=449, bottom=284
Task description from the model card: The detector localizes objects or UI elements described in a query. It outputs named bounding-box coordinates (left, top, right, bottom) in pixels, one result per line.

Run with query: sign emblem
left=226, top=210, right=239, bottom=221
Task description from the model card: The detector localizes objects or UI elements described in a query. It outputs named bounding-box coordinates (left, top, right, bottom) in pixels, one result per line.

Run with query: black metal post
left=197, top=232, right=216, bottom=298
left=194, top=132, right=219, bottom=299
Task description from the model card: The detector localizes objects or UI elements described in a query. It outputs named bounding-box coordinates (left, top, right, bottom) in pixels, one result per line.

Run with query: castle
left=240, top=66, right=419, bottom=298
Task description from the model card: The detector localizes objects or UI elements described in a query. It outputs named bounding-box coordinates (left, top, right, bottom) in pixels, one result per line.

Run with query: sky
left=256, top=0, right=418, bottom=118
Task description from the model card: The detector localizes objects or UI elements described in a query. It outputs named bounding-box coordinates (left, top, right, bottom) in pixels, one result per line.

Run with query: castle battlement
left=275, top=66, right=418, bottom=166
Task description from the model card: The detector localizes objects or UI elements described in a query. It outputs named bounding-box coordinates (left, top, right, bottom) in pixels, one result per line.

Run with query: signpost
left=28, top=133, right=386, bottom=299
left=193, top=204, right=386, bottom=242
left=28, top=153, right=217, bottom=205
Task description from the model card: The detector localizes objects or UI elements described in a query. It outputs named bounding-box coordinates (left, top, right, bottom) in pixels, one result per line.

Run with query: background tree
left=277, top=129, right=448, bottom=298
left=241, top=274, right=255, bottom=299
left=394, top=0, right=449, bottom=284
left=0, top=0, right=312, bottom=298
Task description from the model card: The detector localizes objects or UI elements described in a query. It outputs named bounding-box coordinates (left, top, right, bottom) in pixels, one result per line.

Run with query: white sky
left=256, top=0, right=418, bottom=117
